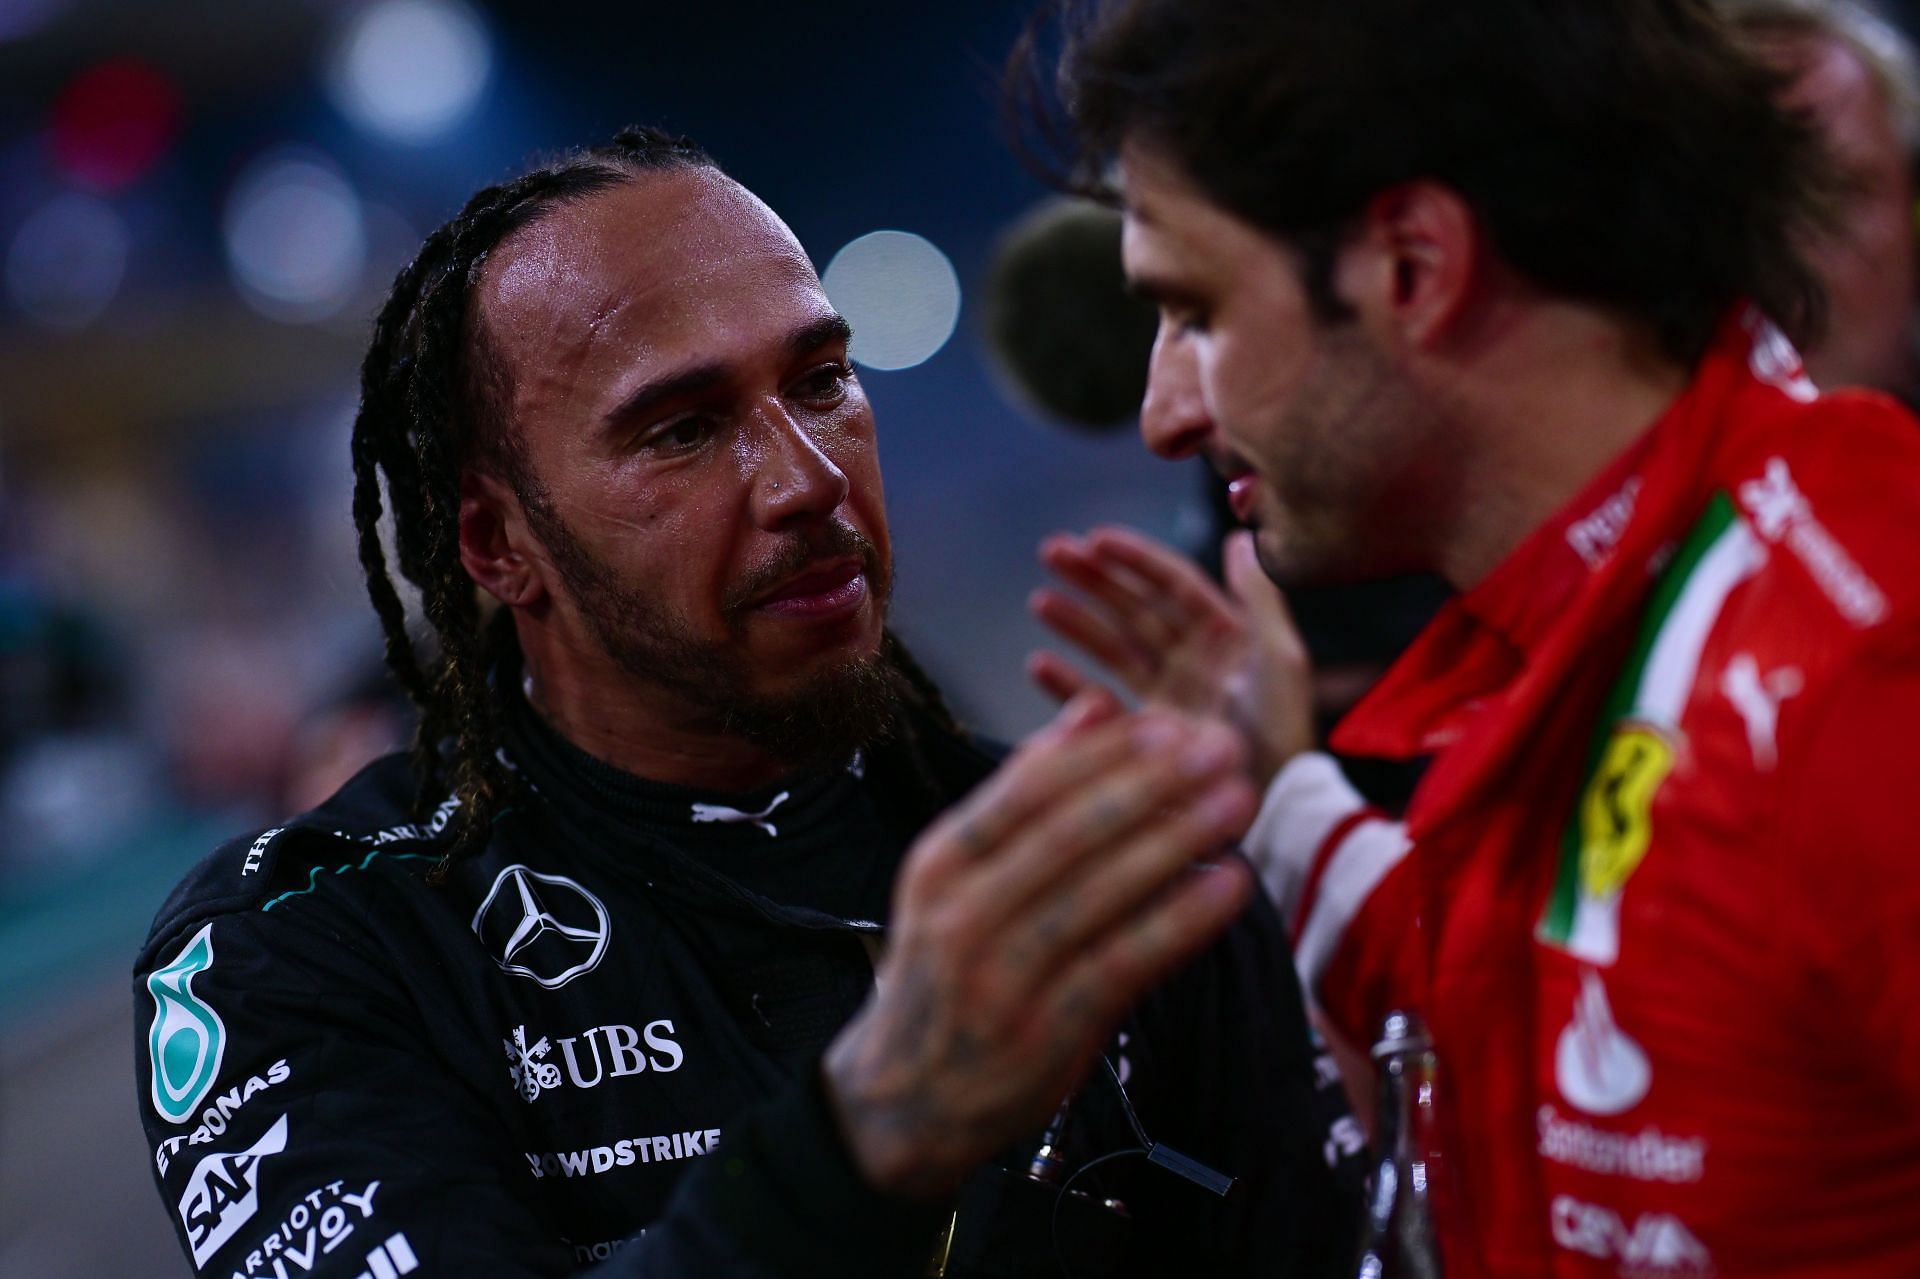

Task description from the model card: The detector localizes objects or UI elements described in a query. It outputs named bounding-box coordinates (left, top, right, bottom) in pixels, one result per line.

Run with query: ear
left=459, top=468, right=548, bottom=609
left=1341, top=180, right=1481, bottom=350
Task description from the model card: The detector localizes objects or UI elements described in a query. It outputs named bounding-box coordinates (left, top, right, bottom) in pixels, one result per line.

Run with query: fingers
left=1223, top=530, right=1304, bottom=652
left=1029, top=586, right=1156, bottom=690
left=1049, top=683, right=1122, bottom=736
left=1083, top=525, right=1241, bottom=627
left=960, top=722, right=1251, bottom=932
left=1035, top=528, right=1248, bottom=702
left=1022, top=855, right=1254, bottom=1073
left=909, top=707, right=1177, bottom=884
left=986, top=770, right=1257, bottom=982
left=1040, top=533, right=1187, bottom=652
left=1026, top=650, right=1098, bottom=705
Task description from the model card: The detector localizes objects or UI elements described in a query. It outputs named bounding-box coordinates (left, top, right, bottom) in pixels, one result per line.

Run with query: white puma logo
left=690, top=791, right=790, bottom=838
left=1721, top=653, right=1802, bottom=771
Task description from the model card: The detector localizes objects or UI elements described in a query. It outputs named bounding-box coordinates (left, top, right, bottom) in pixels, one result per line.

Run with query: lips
left=1225, top=473, right=1260, bottom=523
left=751, top=555, right=868, bottom=619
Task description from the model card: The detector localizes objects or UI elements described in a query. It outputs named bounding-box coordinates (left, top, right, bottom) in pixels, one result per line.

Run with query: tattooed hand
left=821, top=692, right=1256, bottom=1198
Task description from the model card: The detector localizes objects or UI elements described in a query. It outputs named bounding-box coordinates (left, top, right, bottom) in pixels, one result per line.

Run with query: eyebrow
left=600, top=313, right=854, bottom=431
left=1124, top=273, right=1196, bottom=311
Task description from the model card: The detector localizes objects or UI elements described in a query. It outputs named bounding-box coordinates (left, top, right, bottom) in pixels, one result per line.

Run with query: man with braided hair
left=133, top=127, right=1361, bottom=1278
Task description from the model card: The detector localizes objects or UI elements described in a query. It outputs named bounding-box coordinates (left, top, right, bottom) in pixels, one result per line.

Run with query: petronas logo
left=147, top=922, right=228, bottom=1125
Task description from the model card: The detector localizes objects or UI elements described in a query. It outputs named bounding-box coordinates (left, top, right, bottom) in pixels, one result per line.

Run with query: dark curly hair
left=1012, top=0, right=1842, bottom=362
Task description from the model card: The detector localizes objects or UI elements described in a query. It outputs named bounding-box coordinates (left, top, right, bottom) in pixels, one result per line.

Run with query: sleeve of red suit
left=1240, top=753, right=1421, bottom=1049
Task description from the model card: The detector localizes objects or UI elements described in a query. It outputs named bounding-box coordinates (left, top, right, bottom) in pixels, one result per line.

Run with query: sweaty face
left=1120, top=143, right=1428, bottom=588
left=477, top=168, right=896, bottom=761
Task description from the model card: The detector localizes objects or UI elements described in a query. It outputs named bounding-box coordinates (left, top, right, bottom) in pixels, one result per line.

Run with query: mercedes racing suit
left=1244, top=311, right=1920, bottom=1276
left=135, top=679, right=1363, bottom=1279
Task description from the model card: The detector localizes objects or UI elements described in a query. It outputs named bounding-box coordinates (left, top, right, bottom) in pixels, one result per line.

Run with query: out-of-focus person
left=1020, top=0, right=1920, bottom=1273
left=1728, top=0, right=1920, bottom=398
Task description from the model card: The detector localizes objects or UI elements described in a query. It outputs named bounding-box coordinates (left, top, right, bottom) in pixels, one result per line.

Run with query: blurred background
left=6, top=0, right=1920, bottom=1273
left=0, top=1, right=1214, bottom=1272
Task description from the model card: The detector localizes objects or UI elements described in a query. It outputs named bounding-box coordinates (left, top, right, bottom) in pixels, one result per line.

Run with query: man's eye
left=646, top=417, right=713, bottom=452
left=793, top=362, right=854, bottom=403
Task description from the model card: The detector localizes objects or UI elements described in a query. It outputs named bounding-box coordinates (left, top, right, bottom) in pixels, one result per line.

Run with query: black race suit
left=135, top=684, right=1362, bottom=1278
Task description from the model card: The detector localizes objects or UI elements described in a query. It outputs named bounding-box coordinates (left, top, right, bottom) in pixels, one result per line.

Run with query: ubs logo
left=504, top=1020, right=685, bottom=1102
left=472, top=865, right=610, bottom=989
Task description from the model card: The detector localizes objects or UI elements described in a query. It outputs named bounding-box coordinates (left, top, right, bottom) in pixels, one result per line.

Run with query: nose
left=750, top=401, right=850, bottom=529
left=1139, top=321, right=1212, bottom=460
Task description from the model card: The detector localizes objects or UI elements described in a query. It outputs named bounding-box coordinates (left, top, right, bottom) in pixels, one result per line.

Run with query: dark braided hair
left=351, top=126, right=973, bottom=875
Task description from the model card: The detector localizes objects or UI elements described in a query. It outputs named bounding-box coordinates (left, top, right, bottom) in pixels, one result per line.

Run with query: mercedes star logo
left=472, top=865, right=610, bottom=989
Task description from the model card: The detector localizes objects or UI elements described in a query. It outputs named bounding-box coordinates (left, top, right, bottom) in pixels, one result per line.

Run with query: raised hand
left=1030, top=525, right=1313, bottom=787
left=821, top=693, right=1256, bottom=1199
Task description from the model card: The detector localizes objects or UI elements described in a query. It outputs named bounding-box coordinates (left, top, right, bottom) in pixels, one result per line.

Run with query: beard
left=1246, top=325, right=1438, bottom=591
left=520, top=493, right=902, bottom=772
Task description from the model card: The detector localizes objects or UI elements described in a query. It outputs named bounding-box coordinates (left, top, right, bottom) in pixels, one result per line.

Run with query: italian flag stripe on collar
left=1537, top=493, right=1767, bottom=964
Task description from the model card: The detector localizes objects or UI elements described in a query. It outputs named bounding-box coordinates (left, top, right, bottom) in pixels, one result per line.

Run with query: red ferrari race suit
left=1245, top=310, right=1920, bottom=1277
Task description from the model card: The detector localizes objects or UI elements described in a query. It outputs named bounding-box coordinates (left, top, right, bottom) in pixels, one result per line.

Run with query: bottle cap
left=1371, top=1009, right=1434, bottom=1059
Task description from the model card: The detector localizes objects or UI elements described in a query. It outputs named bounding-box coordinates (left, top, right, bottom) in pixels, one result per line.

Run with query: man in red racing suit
left=1021, top=0, right=1920, bottom=1269
left=1035, top=303, right=1920, bottom=1275
left=1243, top=311, right=1920, bottom=1276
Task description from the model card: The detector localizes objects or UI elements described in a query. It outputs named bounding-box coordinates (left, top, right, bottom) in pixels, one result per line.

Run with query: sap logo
left=505, top=1020, right=684, bottom=1101
left=1551, top=1195, right=1713, bottom=1275
left=179, top=1113, right=289, bottom=1267
left=148, top=922, right=229, bottom=1126
left=156, top=1059, right=292, bottom=1175
left=227, top=1179, right=380, bottom=1277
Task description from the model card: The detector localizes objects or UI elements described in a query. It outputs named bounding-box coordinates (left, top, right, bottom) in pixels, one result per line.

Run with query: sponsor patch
left=1537, top=1105, right=1706, bottom=1184
left=1551, top=1194, right=1714, bottom=1277
left=225, top=1178, right=381, bottom=1278
left=503, top=1020, right=684, bottom=1102
left=472, top=866, right=610, bottom=989
left=1556, top=969, right=1652, bottom=1117
left=148, top=922, right=229, bottom=1126
left=1719, top=654, right=1801, bottom=772
left=346, top=1232, right=416, bottom=1279
left=179, top=1113, right=289, bottom=1267
left=242, top=828, right=283, bottom=876
left=1578, top=727, right=1673, bottom=901
left=156, top=1059, right=292, bottom=1175
left=1737, top=457, right=1887, bottom=629
left=1568, top=477, right=1642, bottom=570
left=525, top=1128, right=721, bottom=1179
left=566, top=1233, right=645, bottom=1266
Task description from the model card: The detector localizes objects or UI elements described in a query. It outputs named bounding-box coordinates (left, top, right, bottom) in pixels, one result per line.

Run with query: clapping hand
left=1029, top=526, right=1314, bottom=788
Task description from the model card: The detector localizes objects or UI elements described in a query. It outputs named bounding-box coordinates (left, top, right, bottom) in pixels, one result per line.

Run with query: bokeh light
left=6, top=192, right=130, bottom=331
left=0, top=0, right=70, bottom=43
left=326, top=0, right=492, bottom=144
left=222, top=151, right=368, bottom=323
left=49, top=58, right=183, bottom=193
left=822, top=230, right=962, bottom=372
